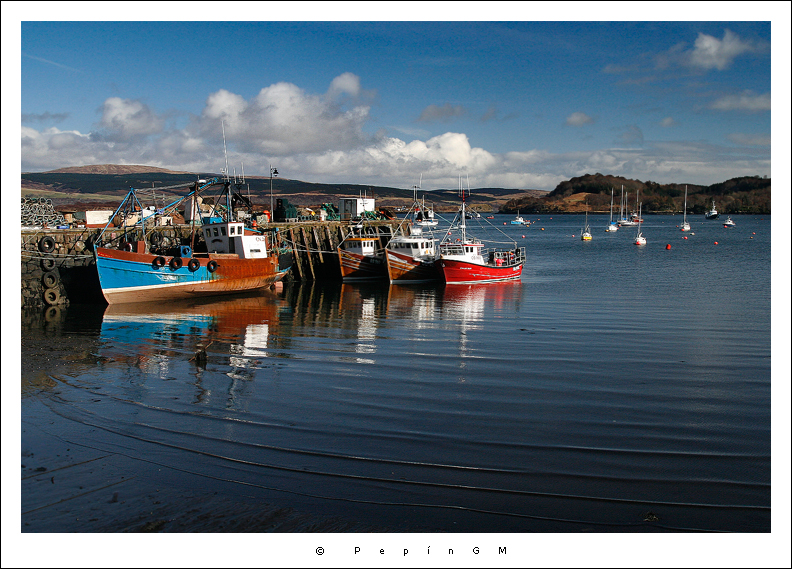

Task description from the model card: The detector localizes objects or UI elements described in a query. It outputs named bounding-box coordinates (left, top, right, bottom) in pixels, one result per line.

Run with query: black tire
left=188, top=258, right=200, bottom=272
left=44, top=306, right=62, bottom=322
left=42, top=271, right=59, bottom=289
left=40, top=257, right=56, bottom=271
left=149, top=231, right=163, bottom=246
left=38, top=236, right=56, bottom=253
left=169, top=257, right=183, bottom=270
left=152, top=256, right=166, bottom=268
left=207, top=260, right=218, bottom=272
left=43, top=288, right=61, bottom=306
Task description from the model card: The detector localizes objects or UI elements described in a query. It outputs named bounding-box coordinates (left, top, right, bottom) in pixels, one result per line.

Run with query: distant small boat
left=511, top=211, right=526, bottom=225
left=705, top=199, right=720, bottom=220
left=606, top=187, right=618, bottom=232
left=618, top=186, right=638, bottom=226
left=409, top=178, right=439, bottom=228
left=634, top=202, right=646, bottom=246
left=723, top=217, right=736, bottom=227
left=581, top=202, right=592, bottom=241
left=680, top=185, right=691, bottom=232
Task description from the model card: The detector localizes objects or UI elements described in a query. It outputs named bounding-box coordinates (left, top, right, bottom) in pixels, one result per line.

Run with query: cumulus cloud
left=709, top=91, right=770, bottom=112
left=20, top=74, right=770, bottom=191
left=688, top=29, right=756, bottom=71
left=660, top=117, right=677, bottom=128
left=417, top=103, right=466, bottom=123
left=196, top=79, right=372, bottom=155
left=327, top=72, right=361, bottom=100
left=565, top=112, right=593, bottom=127
left=99, top=97, right=163, bottom=140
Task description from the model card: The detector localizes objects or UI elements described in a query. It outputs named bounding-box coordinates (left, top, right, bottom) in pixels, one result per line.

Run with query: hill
left=20, top=166, right=771, bottom=215
left=501, top=173, right=770, bottom=215
left=20, top=166, right=533, bottom=213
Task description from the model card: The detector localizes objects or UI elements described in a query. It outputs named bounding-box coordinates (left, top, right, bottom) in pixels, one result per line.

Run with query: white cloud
left=20, top=76, right=771, bottom=191
left=710, top=91, right=771, bottom=112
left=100, top=97, right=163, bottom=139
left=660, top=117, right=677, bottom=128
left=196, top=78, right=372, bottom=155
left=327, top=72, right=361, bottom=100
left=688, top=30, right=755, bottom=71
left=565, top=112, right=593, bottom=127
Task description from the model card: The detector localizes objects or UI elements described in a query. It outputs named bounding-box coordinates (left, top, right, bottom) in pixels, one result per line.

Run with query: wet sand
left=22, top=396, right=396, bottom=533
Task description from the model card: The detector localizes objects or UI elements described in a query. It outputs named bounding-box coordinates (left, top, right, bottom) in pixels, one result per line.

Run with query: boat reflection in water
left=101, top=291, right=289, bottom=403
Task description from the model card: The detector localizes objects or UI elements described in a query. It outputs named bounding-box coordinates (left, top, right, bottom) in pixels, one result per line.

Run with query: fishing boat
left=437, top=177, right=525, bottom=284
left=606, top=187, right=618, bottom=232
left=634, top=202, right=646, bottom=246
left=413, top=201, right=438, bottom=227
left=385, top=224, right=441, bottom=283
left=723, top=216, right=736, bottom=227
left=581, top=202, right=592, bottom=241
left=337, top=222, right=389, bottom=281
left=705, top=199, right=720, bottom=220
left=511, top=211, right=526, bottom=225
left=93, top=178, right=291, bottom=305
left=680, top=185, right=691, bottom=232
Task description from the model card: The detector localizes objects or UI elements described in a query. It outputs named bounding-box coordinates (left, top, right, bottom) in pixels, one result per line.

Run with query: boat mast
left=610, top=187, right=614, bottom=224
left=459, top=175, right=468, bottom=244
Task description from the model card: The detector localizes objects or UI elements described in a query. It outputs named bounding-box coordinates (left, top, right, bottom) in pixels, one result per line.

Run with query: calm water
left=20, top=214, right=772, bottom=532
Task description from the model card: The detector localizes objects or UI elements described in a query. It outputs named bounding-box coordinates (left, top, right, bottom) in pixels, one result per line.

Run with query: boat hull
left=337, top=248, right=387, bottom=281
left=438, top=258, right=523, bottom=284
left=386, top=249, right=442, bottom=283
left=95, top=248, right=288, bottom=305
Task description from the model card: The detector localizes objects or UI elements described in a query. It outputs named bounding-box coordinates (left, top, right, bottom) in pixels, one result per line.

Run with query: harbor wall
left=20, top=221, right=401, bottom=309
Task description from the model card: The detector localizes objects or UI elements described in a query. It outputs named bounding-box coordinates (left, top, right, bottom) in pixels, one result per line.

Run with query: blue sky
left=6, top=4, right=789, bottom=191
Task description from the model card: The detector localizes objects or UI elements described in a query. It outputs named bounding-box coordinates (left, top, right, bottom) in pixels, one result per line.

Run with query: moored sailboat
left=606, top=187, right=618, bottom=232
left=634, top=202, right=646, bottom=246
left=680, top=185, right=691, bottom=232
left=581, top=201, right=592, bottom=241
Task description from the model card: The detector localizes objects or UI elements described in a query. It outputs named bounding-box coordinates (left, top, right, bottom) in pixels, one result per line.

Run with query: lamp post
left=269, top=165, right=278, bottom=222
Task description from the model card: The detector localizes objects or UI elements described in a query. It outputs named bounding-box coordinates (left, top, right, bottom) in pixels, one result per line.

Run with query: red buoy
left=714, top=241, right=719, bottom=245
left=666, top=244, right=671, bottom=249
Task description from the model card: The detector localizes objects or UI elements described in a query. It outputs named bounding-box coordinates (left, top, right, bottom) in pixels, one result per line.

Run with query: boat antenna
left=221, top=120, right=229, bottom=181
